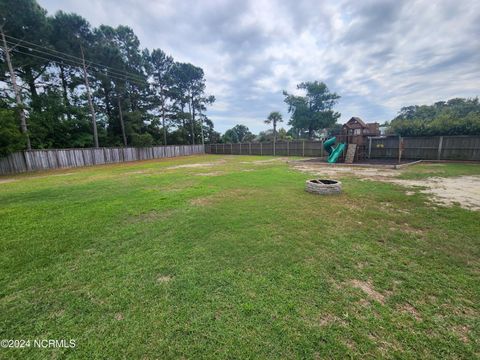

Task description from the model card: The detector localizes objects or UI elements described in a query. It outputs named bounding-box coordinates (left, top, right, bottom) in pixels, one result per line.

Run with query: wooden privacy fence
left=0, top=144, right=204, bottom=175
left=206, top=140, right=327, bottom=157
left=369, top=136, right=480, bottom=161
left=206, top=136, right=480, bottom=161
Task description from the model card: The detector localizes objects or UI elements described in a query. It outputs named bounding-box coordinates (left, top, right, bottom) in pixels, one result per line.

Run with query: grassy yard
left=0, top=155, right=479, bottom=359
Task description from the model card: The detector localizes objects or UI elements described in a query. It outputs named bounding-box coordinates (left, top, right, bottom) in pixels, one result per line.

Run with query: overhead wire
left=3, top=33, right=148, bottom=83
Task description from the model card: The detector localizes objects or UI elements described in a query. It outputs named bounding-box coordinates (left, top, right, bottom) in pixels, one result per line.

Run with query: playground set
left=323, top=117, right=381, bottom=164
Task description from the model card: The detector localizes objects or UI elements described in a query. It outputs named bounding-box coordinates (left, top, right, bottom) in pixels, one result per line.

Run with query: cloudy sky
left=39, top=0, right=480, bottom=133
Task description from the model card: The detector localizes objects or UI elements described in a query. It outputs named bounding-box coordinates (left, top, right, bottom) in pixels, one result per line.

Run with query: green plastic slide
left=327, top=143, right=346, bottom=163
left=323, top=137, right=336, bottom=154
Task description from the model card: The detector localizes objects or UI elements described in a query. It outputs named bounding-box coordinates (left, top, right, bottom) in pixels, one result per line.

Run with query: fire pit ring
left=305, top=179, right=342, bottom=195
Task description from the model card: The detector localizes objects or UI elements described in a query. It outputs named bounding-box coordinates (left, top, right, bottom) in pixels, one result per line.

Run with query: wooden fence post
left=231, top=143, right=233, bottom=154
left=260, top=142, right=263, bottom=156
left=239, top=142, right=242, bottom=155
left=249, top=142, right=252, bottom=155
left=437, top=136, right=443, bottom=160
left=287, top=141, right=289, bottom=156
left=302, top=140, right=305, bottom=157
left=398, top=136, right=403, bottom=164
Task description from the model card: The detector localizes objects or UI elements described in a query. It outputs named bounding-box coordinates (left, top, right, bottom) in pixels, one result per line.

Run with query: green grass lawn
left=1, top=155, right=479, bottom=359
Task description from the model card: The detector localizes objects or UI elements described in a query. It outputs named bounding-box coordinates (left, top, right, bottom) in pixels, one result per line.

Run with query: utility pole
left=80, top=44, right=99, bottom=148
left=1, top=29, right=31, bottom=150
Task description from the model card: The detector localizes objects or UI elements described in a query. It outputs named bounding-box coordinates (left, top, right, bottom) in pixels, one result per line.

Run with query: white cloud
left=39, top=0, right=480, bottom=132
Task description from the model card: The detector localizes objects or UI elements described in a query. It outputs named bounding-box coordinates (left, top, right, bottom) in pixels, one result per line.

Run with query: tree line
left=220, top=84, right=479, bottom=144
left=221, top=81, right=342, bottom=143
left=0, top=0, right=219, bottom=156
left=387, top=98, right=480, bottom=136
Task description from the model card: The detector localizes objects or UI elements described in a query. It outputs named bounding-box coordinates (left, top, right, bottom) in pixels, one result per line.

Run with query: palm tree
left=265, top=111, right=283, bottom=155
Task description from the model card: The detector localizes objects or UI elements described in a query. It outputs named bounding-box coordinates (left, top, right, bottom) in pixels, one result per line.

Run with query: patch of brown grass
left=128, top=209, right=175, bottom=223
left=156, top=275, right=173, bottom=283
left=349, top=280, right=387, bottom=304
left=398, top=303, right=422, bottom=321
left=189, top=188, right=259, bottom=207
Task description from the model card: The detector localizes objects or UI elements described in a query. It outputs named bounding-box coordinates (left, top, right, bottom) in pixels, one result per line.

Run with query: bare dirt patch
left=292, top=162, right=480, bottom=211
left=194, top=171, right=224, bottom=176
left=115, top=313, right=124, bottom=321
left=453, top=325, right=470, bottom=343
left=389, top=176, right=480, bottom=211
left=156, top=275, right=173, bottom=283
left=292, top=162, right=398, bottom=180
left=349, top=280, right=387, bottom=304
left=166, top=159, right=226, bottom=170
left=0, top=178, right=16, bottom=184
left=126, top=170, right=151, bottom=175
left=241, top=158, right=289, bottom=165
left=398, top=303, right=422, bottom=321
left=317, top=314, right=346, bottom=327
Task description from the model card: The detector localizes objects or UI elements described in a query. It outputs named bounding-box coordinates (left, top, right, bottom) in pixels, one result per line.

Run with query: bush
left=0, top=109, right=26, bottom=157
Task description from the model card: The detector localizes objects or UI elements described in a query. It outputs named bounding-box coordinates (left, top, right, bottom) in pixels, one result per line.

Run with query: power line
left=9, top=47, right=149, bottom=87
left=3, top=33, right=148, bottom=82
left=4, top=40, right=147, bottom=85
left=3, top=33, right=148, bottom=84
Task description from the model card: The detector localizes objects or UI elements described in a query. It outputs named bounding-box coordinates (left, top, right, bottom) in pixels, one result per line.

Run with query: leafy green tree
left=283, top=81, right=340, bottom=139
left=0, top=106, right=25, bottom=156
left=264, top=111, right=283, bottom=143
left=150, top=49, right=174, bottom=145
left=222, top=124, right=254, bottom=143
left=389, top=97, right=480, bottom=136
left=0, top=0, right=219, bottom=154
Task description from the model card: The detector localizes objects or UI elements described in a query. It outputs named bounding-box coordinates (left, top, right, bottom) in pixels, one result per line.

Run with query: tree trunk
left=188, top=97, right=195, bottom=145
left=59, top=65, right=72, bottom=121
left=161, top=93, right=167, bottom=145
left=117, top=96, right=127, bottom=146
left=273, top=121, right=277, bottom=156
left=80, top=45, right=99, bottom=148
left=1, top=30, right=31, bottom=149
left=25, top=67, right=40, bottom=113
left=200, top=115, right=205, bottom=146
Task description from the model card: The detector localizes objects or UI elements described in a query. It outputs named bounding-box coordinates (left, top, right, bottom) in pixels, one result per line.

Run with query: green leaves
left=389, top=97, right=480, bottom=136
left=283, top=81, right=341, bottom=139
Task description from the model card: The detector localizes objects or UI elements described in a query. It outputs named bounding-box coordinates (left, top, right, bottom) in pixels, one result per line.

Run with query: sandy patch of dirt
left=453, top=325, right=470, bottom=343
left=156, top=275, right=173, bottom=283
left=292, top=162, right=398, bottom=180
left=166, top=159, right=226, bottom=170
left=398, top=303, right=422, bottom=321
left=194, top=171, right=224, bottom=176
left=115, top=313, right=124, bottom=321
left=126, top=170, right=151, bottom=175
left=317, top=314, right=347, bottom=327
left=241, top=158, right=289, bottom=165
left=389, top=176, right=480, bottom=211
left=349, top=280, right=387, bottom=304
left=292, top=161, right=480, bottom=211
left=0, top=178, right=16, bottom=184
